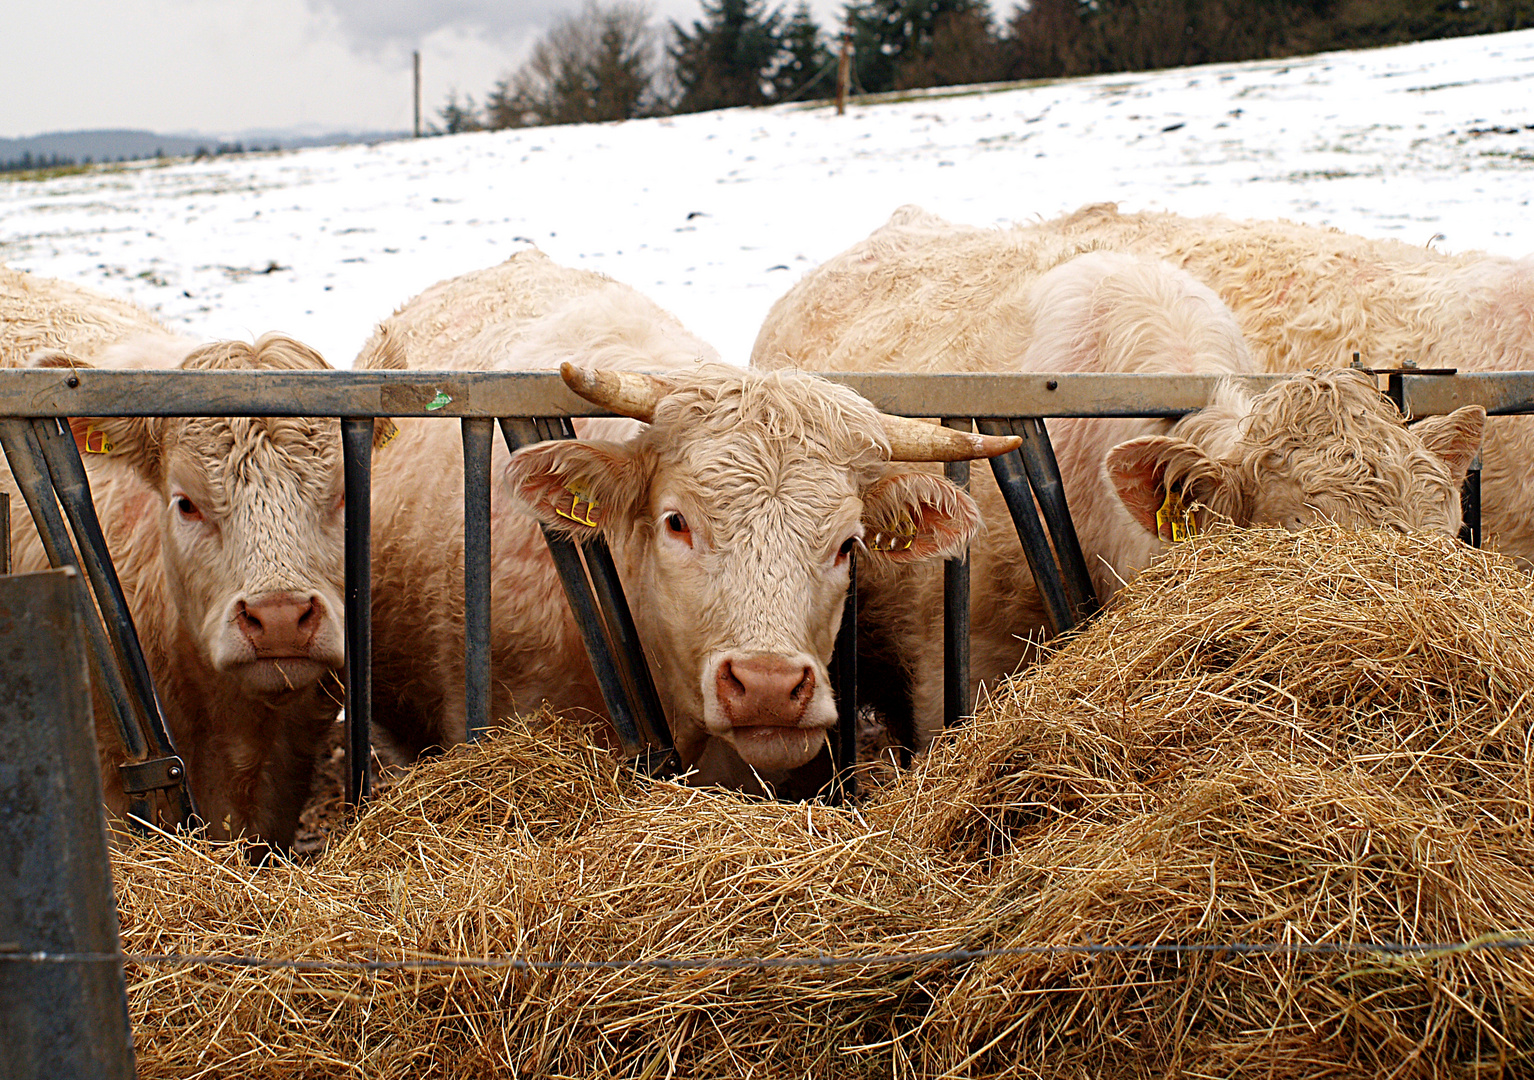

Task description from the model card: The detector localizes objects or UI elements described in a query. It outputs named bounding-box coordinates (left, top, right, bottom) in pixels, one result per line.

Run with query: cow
left=358, top=249, right=1017, bottom=792
left=750, top=207, right=1486, bottom=744
left=1, top=268, right=399, bottom=850
left=1003, top=202, right=1534, bottom=565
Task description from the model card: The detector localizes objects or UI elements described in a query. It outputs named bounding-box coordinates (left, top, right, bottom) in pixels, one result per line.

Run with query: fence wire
left=4, top=933, right=1533, bottom=974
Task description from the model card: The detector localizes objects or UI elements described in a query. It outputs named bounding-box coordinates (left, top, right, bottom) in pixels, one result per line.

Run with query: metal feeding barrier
left=0, top=365, right=1517, bottom=821
left=0, top=364, right=1524, bottom=1077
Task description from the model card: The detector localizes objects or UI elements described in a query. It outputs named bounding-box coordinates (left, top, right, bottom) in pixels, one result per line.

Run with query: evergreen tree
left=775, top=3, right=836, bottom=100
left=845, top=0, right=998, bottom=93
left=670, top=0, right=786, bottom=112
left=437, top=90, right=484, bottom=134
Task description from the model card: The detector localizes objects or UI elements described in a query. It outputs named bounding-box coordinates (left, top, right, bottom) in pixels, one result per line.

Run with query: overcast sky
left=1, top=0, right=844, bottom=139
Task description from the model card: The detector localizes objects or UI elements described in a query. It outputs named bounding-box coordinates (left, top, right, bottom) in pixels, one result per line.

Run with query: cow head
left=507, top=363, right=1015, bottom=776
left=1106, top=370, right=1485, bottom=539
left=43, top=336, right=398, bottom=696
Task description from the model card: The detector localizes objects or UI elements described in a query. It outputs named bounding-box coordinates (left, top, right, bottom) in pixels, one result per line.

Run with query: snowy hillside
left=2, top=29, right=1532, bottom=368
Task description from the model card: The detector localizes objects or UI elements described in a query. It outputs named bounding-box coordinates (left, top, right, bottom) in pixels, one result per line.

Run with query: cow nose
left=715, top=656, right=815, bottom=727
left=236, top=594, right=322, bottom=655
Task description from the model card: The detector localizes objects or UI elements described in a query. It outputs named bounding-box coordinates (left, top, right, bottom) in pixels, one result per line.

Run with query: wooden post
left=413, top=50, right=422, bottom=138
left=836, top=33, right=851, bottom=115
left=0, top=568, right=136, bottom=1079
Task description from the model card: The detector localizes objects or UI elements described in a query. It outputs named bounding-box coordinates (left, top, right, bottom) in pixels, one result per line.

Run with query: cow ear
left=60, top=415, right=165, bottom=487
left=504, top=439, right=644, bottom=538
left=1105, top=435, right=1237, bottom=540
left=1413, top=405, right=1485, bottom=485
left=356, top=325, right=408, bottom=371
left=29, top=353, right=165, bottom=486
left=860, top=471, right=981, bottom=563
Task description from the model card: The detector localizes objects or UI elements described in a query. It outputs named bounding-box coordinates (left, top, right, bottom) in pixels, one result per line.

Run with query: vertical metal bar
left=1, top=491, right=9, bottom=574
left=1010, top=417, right=1100, bottom=624
left=0, top=568, right=136, bottom=1080
left=541, top=417, right=675, bottom=763
left=461, top=417, right=494, bottom=741
left=30, top=419, right=195, bottom=826
left=829, top=550, right=858, bottom=803
left=498, top=418, right=652, bottom=760
left=0, top=421, right=151, bottom=767
left=977, top=420, right=1073, bottom=637
left=341, top=419, right=373, bottom=805
left=1460, top=451, right=1482, bottom=549
left=943, top=419, right=971, bottom=730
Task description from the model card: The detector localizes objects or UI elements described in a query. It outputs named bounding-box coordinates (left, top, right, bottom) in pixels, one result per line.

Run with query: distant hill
left=0, top=127, right=409, bottom=171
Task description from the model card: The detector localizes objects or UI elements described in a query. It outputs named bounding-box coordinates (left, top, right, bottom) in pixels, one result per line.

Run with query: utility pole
left=836, top=33, right=852, bottom=116
left=413, top=50, right=422, bottom=138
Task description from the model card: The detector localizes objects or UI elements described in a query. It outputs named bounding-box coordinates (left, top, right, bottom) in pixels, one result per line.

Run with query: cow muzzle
left=216, top=590, right=342, bottom=691
left=705, top=653, right=836, bottom=772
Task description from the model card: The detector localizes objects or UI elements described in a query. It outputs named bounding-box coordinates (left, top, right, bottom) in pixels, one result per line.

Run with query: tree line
left=1, top=143, right=271, bottom=175
left=434, top=0, right=1534, bottom=132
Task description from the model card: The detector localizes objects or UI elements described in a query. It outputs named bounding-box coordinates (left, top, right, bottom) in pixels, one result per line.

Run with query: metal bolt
left=1045, top=379, right=1058, bottom=391
left=65, top=375, right=79, bottom=388
left=167, top=765, right=182, bottom=780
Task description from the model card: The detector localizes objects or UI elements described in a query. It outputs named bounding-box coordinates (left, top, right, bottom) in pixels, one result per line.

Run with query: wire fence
left=6, top=933, right=1534, bottom=974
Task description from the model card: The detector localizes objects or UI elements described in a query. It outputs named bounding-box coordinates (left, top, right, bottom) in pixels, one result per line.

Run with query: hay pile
left=116, top=527, right=1534, bottom=1078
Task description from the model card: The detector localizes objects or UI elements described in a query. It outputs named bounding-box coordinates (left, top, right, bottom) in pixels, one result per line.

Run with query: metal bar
left=4, top=368, right=1529, bottom=419
left=1, top=491, right=9, bottom=575
left=0, top=421, right=150, bottom=768
left=341, top=419, right=373, bottom=806
left=1010, top=417, right=1101, bottom=626
left=461, top=418, right=494, bottom=742
left=830, top=551, right=858, bottom=803
left=498, top=418, right=650, bottom=758
left=29, top=419, right=195, bottom=824
left=1460, top=452, right=1482, bottom=549
left=942, top=419, right=972, bottom=730
left=0, top=568, right=136, bottom=1080
left=977, top=421, right=1074, bottom=637
left=1401, top=371, right=1534, bottom=417
left=539, top=417, right=675, bottom=764
left=0, top=369, right=1475, bottom=420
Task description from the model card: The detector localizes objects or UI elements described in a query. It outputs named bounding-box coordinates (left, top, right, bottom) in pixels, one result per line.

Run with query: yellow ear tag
left=555, top=480, right=599, bottom=527
left=1156, top=486, right=1196, bottom=543
left=83, top=426, right=115, bottom=455
left=377, top=420, right=399, bottom=449
left=867, top=513, right=917, bottom=552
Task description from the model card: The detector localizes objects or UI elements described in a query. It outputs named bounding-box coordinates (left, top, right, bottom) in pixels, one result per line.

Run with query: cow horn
left=881, top=414, right=1022, bottom=461
left=560, top=362, right=672, bottom=422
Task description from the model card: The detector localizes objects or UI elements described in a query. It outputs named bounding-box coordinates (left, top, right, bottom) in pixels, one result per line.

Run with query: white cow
left=1011, top=202, right=1534, bottom=564
left=2, top=268, right=398, bottom=848
left=751, top=208, right=1485, bottom=743
left=360, top=249, right=1015, bottom=791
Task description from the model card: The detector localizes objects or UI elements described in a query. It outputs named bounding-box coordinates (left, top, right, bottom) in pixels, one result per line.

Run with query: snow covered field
left=3, top=29, right=1533, bottom=368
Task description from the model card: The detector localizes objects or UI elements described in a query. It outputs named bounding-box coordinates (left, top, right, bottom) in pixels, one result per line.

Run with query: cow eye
left=175, top=496, right=204, bottom=521
left=663, top=512, right=692, bottom=546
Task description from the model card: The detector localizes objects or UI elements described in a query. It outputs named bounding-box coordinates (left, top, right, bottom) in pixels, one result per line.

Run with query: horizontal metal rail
left=2, top=369, right=1530, bottom=418
left=0, top=367, right=1515, bottom=818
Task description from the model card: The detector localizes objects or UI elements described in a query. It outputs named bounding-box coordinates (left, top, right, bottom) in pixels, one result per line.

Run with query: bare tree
left=486, top=1, right=659, bottom=128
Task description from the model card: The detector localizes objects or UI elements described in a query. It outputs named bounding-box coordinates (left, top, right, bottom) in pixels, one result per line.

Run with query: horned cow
left=751, top=208, right=1485, bottom=744
left=2, top=269, right=397, bottom=850
left=359, top=248, right=1015, bottom=792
